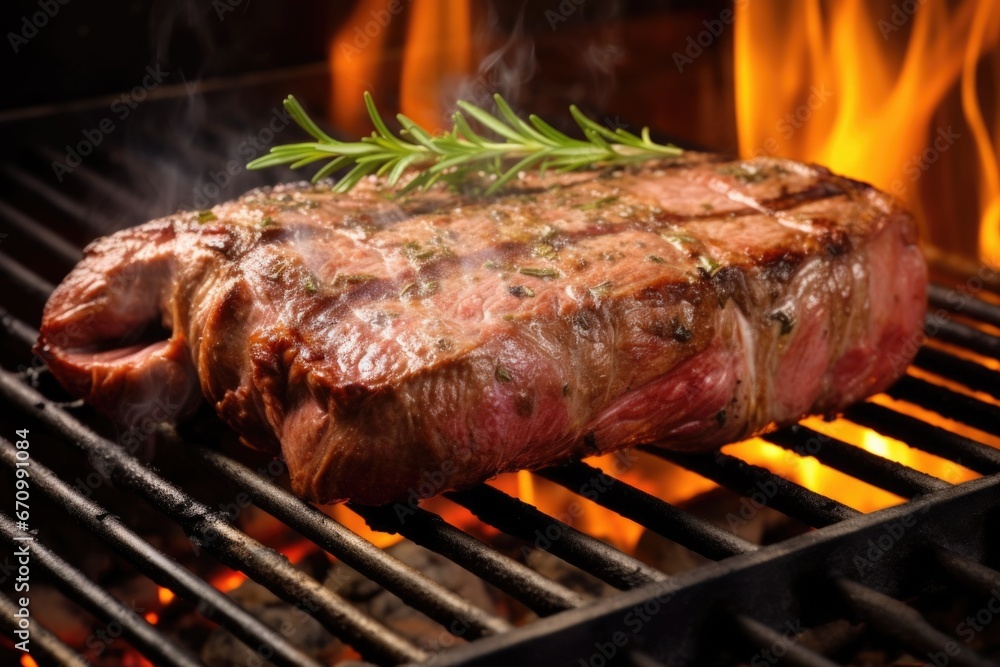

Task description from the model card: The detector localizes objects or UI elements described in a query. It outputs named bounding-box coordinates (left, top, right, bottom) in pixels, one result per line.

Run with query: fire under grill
left=1, top=70, right=1000, bottom=667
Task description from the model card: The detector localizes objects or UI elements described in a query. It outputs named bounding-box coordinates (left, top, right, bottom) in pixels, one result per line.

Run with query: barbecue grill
left=3, top=11, right=1000, bottom=667
left=5, top=232, right=1000, bottom=667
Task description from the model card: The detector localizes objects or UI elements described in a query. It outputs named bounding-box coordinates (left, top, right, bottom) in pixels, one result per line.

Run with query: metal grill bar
left=0, top=253, right=55, bottom=311
left=445, top=484, right=667, bottom=589
left=0, top=199, right=82, bottom=266
left=34, top=146, right=148, bottom=219
left=0, top=437, right=324, bottom=667
left=349, top=502, right=588, bottom=615
left=429, top=474, right=1000, bottom=666
left=926, top=315, right=1000, bottom=360
left=0, top=306, right=39, bottom=352
left=0, top=165, right=114, bottom=233
left=835, top=578, right=994, bottom=667
left=735, top=615, right=840, bottom=667
left=191, top=444, right=513, bottom=638
left=0, top=369, right=427, bottom=664
left=913, top=347, right=1000, bottom=400
left=645, top=449, right=860, bottom=527
left=0, top=513, right=204, bottom=667
left=626, top=650, right=671, bottom=667
left=929, top=284, right=1000, bottom=329
left=763, top=424, right=950, bottom=498
left=935, top=547, right=1000, bottom=596
left=844, top=402, right=1000, bottom=475
left=0, top=593, right=90, bottom=667
left=887, top=375, right=1000, bottom=437
left=537, top=461, right=757, bottom=560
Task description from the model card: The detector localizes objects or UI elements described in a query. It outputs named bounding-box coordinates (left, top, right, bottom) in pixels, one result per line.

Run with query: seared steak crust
left=37, top=154, right=927, bottom=504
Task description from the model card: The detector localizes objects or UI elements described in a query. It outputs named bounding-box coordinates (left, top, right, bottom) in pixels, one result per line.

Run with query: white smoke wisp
left=581, top=39, right=624, bottom=108
left=446, top=5, right=537, bottom=114
left=444, top=0, right=628, bottom=125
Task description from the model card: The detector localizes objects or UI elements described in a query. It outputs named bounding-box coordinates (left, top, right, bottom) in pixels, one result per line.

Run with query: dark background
left=1, top=1, right=340, bottom=112
left=0, top=0, right=729, bottom=126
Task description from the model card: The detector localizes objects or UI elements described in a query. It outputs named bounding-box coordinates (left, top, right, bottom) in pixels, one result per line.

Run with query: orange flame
left=330, top=0, right=395, bottom=137
left=399, top=0, right=473, bottom=131
left=496, top=410, right=984, bottom=555
left=491, top=460, right=662, bottom=551
left=734, top=0, right=1000, bottom=267
left=20, top=656, right=37, bottom=667
left=326, top=505, right=405, bottom=549
left=330, top=0, right=473, bottom=136
left=962, top=1, right=1000, bottom=266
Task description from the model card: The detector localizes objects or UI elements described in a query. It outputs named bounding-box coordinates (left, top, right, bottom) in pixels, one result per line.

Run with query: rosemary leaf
left=518, top=267, right=559, bottom=279
left=247, top=92, right=683, bottom=195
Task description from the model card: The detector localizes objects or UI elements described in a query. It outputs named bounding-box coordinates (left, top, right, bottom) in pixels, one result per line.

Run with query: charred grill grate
left=1, top=76, right=1000, bottom=667
left=4, top=278, right=1000, bottom=667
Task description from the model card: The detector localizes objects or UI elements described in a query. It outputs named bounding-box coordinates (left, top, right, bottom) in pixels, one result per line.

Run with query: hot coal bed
left=3, top=11, right=1000, bottom=667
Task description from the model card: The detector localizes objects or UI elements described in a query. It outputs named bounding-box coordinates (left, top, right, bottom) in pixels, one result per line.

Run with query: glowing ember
left=206, top=539, right=322, bottom=595
left=144, top=611, right=159, bottom=625
left=19, top=655, right=37, bottom=667
left=279, top=538, right=322, bottom=564
left=734, top=0, right=1000, bottom=267
left=157, top=586, right=175, bottom=606
left=211, top=569, right=248, bottom=594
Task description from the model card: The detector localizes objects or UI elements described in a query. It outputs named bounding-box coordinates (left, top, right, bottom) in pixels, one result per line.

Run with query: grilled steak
left=36, top=154, right=927, bottom=505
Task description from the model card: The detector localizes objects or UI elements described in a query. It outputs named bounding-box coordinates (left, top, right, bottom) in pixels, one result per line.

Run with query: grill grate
left=4, top=231, right=1000, bottom=667
left=0, top=432, right=325, bottom=667
left=651, top=447, right=861, bottom=528
left=2, top=79, right=1000, bottom=666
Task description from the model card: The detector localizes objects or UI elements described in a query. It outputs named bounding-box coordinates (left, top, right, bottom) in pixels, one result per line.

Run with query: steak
left=36, top=154, right=927, bottom=505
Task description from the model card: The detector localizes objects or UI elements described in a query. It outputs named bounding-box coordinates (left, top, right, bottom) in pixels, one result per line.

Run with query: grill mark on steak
left=279, top=186, right=859, bottom=316
left=37, top=153, right=927, bottom=505
left=756, top=180, right=848, bottom=212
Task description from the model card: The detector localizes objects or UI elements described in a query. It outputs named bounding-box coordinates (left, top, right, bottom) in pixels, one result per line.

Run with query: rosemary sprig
left=247, top=92, right=682, bottom=195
